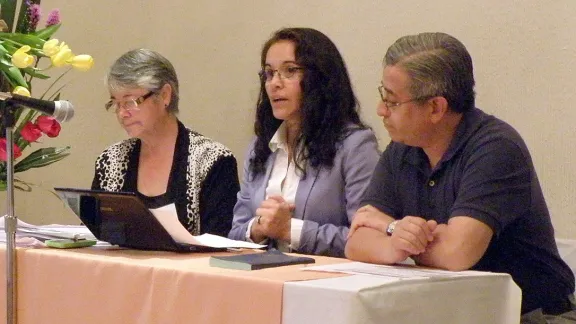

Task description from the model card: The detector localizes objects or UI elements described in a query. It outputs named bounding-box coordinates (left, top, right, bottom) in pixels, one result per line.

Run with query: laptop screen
left=54, top=187, right=225, bottom=252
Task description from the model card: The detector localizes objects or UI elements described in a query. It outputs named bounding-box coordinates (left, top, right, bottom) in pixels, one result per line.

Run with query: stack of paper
left=0, top=215, right=96, bottom=243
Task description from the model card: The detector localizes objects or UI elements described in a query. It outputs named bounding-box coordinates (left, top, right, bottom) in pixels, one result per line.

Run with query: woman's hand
left=251, top=195, right=295, bottom=242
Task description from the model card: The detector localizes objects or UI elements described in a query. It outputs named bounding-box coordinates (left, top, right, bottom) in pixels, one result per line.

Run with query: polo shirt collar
left=404, top=107, right=486, bottom=168
left=441, top=107, right=485, bottom=163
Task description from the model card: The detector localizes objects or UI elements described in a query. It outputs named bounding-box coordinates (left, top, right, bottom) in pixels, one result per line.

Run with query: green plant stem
left=46, top=81, right=68, bottom=100
left=26, top=55, right=42, bottom=86
left=40, top=66, right=70, bottom=99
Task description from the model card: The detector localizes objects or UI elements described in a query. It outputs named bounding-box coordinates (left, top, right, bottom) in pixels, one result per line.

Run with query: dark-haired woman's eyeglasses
left=259, top=66, right=304, bottom=82
left=105, top=91, right=156, bottom=113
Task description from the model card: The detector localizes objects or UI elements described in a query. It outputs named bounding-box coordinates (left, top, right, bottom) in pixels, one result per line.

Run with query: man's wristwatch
left=386, top=220, right=399, bottom=236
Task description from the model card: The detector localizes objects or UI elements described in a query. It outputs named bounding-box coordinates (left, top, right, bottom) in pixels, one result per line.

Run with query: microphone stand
left=1, top=100, right=18, bottom=324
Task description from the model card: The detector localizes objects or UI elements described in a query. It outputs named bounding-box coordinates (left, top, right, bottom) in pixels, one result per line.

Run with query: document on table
left=0, top=215, right=111, bottom=248
left=303, top=262, right=496, bottom=279
left=149, top=204, right=266, bottom=249
left=0, top=215, right=96, bottom=241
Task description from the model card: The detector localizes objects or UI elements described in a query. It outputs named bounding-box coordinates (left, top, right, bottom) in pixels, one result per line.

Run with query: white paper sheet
left=303, top=261, right=497, bottom=279
left=148, top=204, right=265, bottom=249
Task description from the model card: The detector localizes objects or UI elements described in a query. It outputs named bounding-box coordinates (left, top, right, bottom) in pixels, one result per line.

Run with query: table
left=0, top=246, right=521, bottom=324
left=0, top=246, right=346, bottom=324
left=283, top=270, right=521, bottom=324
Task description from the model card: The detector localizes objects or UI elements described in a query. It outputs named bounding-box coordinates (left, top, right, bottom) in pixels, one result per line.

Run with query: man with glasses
left=345, top=32, right=576, bottom=322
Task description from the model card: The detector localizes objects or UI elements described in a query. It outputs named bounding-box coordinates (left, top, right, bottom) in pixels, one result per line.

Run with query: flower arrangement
left=0, top=0, right=94, bottom=191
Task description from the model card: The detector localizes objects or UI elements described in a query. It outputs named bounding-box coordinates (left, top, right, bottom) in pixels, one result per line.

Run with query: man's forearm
left=345, top=227, right=409, bottom=264
left=411, top=224, right=487, bottom=271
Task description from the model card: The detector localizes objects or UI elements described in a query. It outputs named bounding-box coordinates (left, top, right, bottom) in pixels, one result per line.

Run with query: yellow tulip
left=68, top=54, right=94, bottom=72
left=43, top=39, right=60, bottom=57
left=50, top=43, right=73, bottom=67
left=12, top=45, right=35, bottom=68
left=12, top=86, right=31, bottom=97
left=12, top=86, right=30, bottom=97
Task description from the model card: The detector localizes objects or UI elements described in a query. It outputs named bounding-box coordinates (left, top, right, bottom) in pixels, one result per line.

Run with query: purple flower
left=46, top=9, right=61, bottom=27
left=27, top=4, right=41, bottom=32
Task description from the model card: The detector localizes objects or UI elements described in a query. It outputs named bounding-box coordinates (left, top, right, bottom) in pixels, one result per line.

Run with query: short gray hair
left=106, top=49, right=180, bottom=113
left=384, top=32, right=475, bottom=113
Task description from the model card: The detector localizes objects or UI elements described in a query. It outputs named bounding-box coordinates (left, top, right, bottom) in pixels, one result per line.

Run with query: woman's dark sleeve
left=91, top=159, right=102, bottom=190
left=199, top=155, right=240, bottom=236
left=91, top=174, right=100, bottom=190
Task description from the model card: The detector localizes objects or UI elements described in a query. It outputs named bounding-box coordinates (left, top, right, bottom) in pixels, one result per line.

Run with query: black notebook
left=209, top=249, right=315, bottom=270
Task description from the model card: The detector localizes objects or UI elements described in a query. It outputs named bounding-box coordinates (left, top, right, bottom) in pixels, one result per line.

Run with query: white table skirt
left=283, top=272, right=521, bottom=324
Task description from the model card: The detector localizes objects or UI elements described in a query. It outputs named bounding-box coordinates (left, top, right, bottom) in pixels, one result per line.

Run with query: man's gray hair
left=106, top=48, right=180, bottom=113
left=384, top=32, right=475, bottom=113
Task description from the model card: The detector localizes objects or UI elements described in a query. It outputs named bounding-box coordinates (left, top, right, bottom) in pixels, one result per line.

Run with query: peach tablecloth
left=0, top=246, right=348, bottom=324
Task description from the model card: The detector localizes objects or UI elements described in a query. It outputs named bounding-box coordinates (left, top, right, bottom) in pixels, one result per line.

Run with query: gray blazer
left=228, top=128, right=380, bottom=257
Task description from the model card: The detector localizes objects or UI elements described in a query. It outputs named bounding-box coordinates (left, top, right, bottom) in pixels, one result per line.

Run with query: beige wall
left=2, top=0, right=576, bottom=238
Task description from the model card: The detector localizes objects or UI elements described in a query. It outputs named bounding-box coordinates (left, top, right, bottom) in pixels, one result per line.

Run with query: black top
left=92, top=121, right=239, bottom=237
left=362, top=108, right=575, bottom=314
left=134, top=155, right=239, bottom=237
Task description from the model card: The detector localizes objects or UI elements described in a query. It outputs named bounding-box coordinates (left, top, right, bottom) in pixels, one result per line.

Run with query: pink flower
left=46, top=9, right=60, bottom=27
left=20, top=122, right=43, bottom=142
left=27, top=3, right=42, bottom=33
left=0, top=138, right=23, bottom=161
left=35, top=116, right=61, bottom=137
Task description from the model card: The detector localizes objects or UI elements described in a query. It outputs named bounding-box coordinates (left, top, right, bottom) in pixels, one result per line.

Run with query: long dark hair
left=250, top=27, right=367, bottom=178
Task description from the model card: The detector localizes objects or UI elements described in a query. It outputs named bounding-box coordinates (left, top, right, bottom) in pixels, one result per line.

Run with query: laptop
left=54, top=187, right=227, bottom=253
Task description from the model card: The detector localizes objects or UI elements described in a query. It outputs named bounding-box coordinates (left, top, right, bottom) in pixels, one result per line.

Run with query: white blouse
left=246, top=122, right=304, bottom=251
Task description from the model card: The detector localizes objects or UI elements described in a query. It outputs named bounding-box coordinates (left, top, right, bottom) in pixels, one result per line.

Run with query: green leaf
left=0, top=67, right=28, bottom=89
left=5, top=65, right=28, bottom=87
left=0, top=32, right=45, bottom=48
left=0, top=41, right=17, bottom=54
left=14, top=146, right=71, bottom=173
left=22, top=67, right=50, bottom=79
left=14, top=180, right=33, bottom=192
left=34, top=23, right=60, bottom=40
left=13, top=106, right=26, bottom=121
left=0, top=0, right=17, bottom=32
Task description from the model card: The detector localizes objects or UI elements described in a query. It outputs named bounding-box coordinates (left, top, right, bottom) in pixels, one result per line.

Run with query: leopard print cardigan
left=93, top=129, right=234, bottom=235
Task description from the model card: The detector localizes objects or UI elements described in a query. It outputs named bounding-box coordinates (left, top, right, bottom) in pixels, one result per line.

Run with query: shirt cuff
left=289, top=218, right=304, bottom=250
left=246, top=217, right=269, bottom=244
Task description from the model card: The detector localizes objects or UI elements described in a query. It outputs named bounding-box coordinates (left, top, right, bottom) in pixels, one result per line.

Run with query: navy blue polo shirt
left=362, top=107, right=574, bottom=314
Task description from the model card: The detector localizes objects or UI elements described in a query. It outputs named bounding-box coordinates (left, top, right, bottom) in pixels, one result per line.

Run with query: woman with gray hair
left=91, top=49, right=239, bottom=237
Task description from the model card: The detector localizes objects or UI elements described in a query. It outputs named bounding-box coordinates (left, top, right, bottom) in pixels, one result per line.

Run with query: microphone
left=0, top=92, right=74, bottom=122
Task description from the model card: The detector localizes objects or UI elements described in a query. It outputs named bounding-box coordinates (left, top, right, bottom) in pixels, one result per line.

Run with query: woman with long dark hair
left=228, top=28, right=379, bottom=257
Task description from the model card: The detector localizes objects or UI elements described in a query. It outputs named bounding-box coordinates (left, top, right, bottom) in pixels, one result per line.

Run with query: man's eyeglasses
left=377, top=85, right=432, bottom=110
left=259, top=66, right=304, bottom=82
left=105, top=91, right=156, bottom=113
